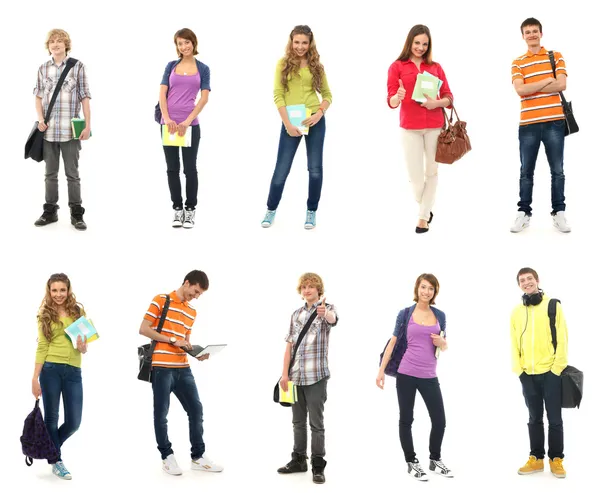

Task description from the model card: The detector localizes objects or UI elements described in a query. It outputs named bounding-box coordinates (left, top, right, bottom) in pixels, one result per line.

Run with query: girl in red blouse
left=387, top=25, right=453, bottom=234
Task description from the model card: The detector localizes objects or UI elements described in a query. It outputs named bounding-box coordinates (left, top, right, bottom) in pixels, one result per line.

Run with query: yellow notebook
left=279, top=381, right=298, bottom=404
left=162, top=125, right=191, bottom=147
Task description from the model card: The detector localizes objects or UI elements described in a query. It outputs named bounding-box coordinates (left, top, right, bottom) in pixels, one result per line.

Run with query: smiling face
left=50, top=281, right=69, bottom=306
left=292, top=34, right=310, bottom=58
left=522, top=24, right=542, bottom=49
left=417, top=279, right=435, bottom=304
left=176, top=37, right=194, bottom=58
left=301, top=283, right=319, bottom=305
left=411, top=34, right=429, bottom=60
left=181, top=281, right=205, bottom=302
left=518, top=272, right=539, bottom=295
left=48, top=37, right=67, bottom=58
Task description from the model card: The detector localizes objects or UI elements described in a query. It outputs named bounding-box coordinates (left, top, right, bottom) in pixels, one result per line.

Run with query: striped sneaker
left=52, top=461, right=72, bottom=480
left=429, top=459, right=454, bottom=477
left=162, top=454, right=183, bottom=475
left=407, top=460, right=428, bottom=481
left=191, top=455, right=224, bottom=472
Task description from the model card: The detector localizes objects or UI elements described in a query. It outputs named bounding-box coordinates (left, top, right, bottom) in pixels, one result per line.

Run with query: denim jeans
left=43, top=140, right=83, bottom=207
left=162, top=125, right=201, bottom=209
left=518, top=120, right=566, bottom=215
left=266, top=117, right=326, bottom=211
left=520, top=371, right=564, bottom=459
left=152, top=367, right=205, bottom=460
left=39, top=362, right=83, bottom=463
left=291, top=378, right=327, bottom=459
left=396, top=373, right=446, bottom=462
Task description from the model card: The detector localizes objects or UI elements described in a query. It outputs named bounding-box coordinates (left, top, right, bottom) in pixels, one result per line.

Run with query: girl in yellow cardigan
left=261, top=25, right=332, bottom=230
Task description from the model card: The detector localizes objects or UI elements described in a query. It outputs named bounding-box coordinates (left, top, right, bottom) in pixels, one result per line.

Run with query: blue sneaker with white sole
left=52, top=461, right=72, bottom=480
left=304, top=210, right=316, bottom=229
left=261, top=210, right=276, bottom=228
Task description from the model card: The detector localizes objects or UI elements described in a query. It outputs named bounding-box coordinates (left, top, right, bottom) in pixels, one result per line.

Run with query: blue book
left=64, top=316, right=99, bottom=348
left=286, top=104, right=311, bottom=135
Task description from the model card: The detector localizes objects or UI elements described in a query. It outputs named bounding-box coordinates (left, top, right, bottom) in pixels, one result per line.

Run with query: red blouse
left=387, top=59, right=453, bottom=130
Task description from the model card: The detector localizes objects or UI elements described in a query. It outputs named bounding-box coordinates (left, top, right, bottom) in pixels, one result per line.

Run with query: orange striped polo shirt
left=144, top=291, right=196, bottom=368
left=512, top=47, right=567, bottom=125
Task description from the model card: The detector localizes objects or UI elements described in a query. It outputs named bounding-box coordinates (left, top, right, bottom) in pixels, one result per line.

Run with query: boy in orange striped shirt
left=510, top=18, right=571, bottom=233
left=138, top=270, right=223, bottom=476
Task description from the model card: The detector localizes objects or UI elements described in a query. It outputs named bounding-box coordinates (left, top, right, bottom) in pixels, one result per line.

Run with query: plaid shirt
left=34, top=57, right=92, bottom=142
left=285, top=302, right=338, bottom=386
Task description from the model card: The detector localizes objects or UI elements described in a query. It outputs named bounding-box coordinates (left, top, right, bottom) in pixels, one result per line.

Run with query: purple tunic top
left=397, top=317, right=440, bottom=379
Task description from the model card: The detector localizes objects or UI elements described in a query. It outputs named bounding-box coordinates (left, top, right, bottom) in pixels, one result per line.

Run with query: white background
left=0, top=0, right=598, bottom=492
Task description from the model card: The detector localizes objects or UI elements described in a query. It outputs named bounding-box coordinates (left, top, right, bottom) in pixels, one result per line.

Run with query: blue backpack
left=20, top=400, right=59, bottom=466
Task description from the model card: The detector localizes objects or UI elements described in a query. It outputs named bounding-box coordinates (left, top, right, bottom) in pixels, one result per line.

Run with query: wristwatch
left=169, top=336, right=177, bottom=345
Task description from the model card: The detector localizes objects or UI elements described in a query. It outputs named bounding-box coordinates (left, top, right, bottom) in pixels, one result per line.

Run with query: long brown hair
left=397, top=24, right=433, bottom=65
left=38, top=273, right=84, bottom=342
left=280, top=25, right=325, bottom=93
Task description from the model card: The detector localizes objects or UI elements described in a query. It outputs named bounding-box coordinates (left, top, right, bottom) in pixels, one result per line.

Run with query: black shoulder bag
left=138, top=295, right=171, bottom=383
left=548, top=299, right=583, bottom=408
left=25, top=57, right=79, bottom=162
left=273, top=308, right=320, bottom=407
left=548, top=51, right=579, bottom=136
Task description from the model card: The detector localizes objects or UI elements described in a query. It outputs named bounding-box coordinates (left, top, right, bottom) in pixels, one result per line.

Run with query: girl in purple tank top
left=377, top=273, right=453, bottom=481
left=158, top=28, right=211, bottom=229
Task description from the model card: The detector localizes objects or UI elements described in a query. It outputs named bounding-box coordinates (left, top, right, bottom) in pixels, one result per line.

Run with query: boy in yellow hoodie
left=511, top=267, right=568, bottom=479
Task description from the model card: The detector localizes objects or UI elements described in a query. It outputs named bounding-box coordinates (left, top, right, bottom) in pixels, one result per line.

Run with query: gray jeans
left=43, top=140, right=82, bottom=206
left=292, top=378, right=327, bottom=458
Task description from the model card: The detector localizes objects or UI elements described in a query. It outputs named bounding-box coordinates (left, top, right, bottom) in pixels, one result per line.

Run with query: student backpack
left=20, top=400, right=59, bottom=466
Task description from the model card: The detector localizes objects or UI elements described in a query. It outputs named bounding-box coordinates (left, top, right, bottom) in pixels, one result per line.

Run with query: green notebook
left=71, top=118, right=91, bottom=138
left=411, top=73, right=442, bottom=103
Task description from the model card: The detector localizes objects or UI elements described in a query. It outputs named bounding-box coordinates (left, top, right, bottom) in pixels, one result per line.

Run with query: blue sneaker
left=52, top=461, right=72, bottom=480
left=261, top=210, right=276, bottom=228
left=304, top=210, right=316, bottom=229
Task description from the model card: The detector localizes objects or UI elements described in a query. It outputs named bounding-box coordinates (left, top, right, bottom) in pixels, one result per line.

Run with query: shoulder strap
left=148, top=295, right=171, bottom=358
left=287, top=306, right=321, bottom=376
left=547, top=51, right=568, bottom=106
left=548, top=298, right=560, bottom=352
left=43, top=57, right=78, bottom=123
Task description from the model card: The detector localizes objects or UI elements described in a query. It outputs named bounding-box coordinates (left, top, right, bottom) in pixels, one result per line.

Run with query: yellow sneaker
left=518, top=456, right=544, bottom=475
left=549, top=458, right=566, bottom=478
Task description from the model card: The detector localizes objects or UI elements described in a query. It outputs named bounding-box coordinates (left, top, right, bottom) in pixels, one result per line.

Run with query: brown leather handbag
left=435, top=105, right=471, bottom=164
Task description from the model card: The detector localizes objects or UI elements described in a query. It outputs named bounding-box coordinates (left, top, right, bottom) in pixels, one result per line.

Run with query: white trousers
left=400, top=128, right=441, bottom=221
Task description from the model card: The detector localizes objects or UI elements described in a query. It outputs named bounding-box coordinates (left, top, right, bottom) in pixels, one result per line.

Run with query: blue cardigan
left=160, top=59, right=211, bottom=91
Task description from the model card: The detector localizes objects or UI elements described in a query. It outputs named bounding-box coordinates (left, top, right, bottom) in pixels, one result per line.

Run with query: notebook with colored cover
left=412, top=73, right=442, bottom=103
left=435, top=330, right=445, bottom=359
left=286, top=104, right=311, bottom=135
left=64, top=316, right=99, bottom=348
left=279, top=381, right=298, bottom=404
left=162, top=125, right=192, bottom=147
left=71, top=119, right=91, bottom=138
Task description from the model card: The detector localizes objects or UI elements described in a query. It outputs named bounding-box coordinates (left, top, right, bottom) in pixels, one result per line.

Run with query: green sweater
left=35, top=316, right=82, bottom=368
left=273, top=58, right=332, bottom=113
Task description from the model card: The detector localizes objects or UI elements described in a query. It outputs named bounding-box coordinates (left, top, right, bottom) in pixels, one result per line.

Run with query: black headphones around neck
left=522, top=289, right=544, bottom=306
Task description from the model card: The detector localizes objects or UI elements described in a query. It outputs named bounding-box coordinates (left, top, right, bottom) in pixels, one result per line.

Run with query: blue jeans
left=518, top=120, right=566, bottom=215
left=267, top=117, right=326, bottom=211
left=39, top=362, right=83, bottom=463
left=152, top=367, right=205, bottom=460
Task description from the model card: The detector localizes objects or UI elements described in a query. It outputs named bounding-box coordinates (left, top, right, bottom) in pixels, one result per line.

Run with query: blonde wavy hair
left=46, top=29, right=72, bottom=55
left=280, top=25, right=325, bottom=93
left=38, top=273, right=84, bottom=342
left=296, top=272, right=325, bottom=298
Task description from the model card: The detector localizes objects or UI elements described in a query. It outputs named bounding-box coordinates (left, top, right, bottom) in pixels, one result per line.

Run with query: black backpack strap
left=548, top=298, right=561, bottom=353
left=43, top=57, right=78, bottom=123
left=147, top=295, right=171, bottom=361
left=288, top=306, right=321, bottom=375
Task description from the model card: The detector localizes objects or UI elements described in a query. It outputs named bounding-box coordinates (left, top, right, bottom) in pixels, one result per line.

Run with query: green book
left=411, top=73, right=442, bottom=103
left=71, top=118, right=91, bottom=138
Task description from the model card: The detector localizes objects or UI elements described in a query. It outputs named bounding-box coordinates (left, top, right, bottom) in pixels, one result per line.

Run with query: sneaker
left=261, top=210, right=276, bottom=228
left=304, top=210, right=316, bottom=230
left=549, top=457, right=566, bottom=478
left=191, top=455, right=224, bottom=472
left=510, top=211, right=530, bottom=233
left=407, top=460, right=428, bottom=481
left=311, top=457, right=327, bottom=484
left=172, top=209, right=184, bottom=228
left=34, top=204, right=59, bottom=227
left=429, top=459, right=454, bottom=477
left=518, top=455, right=544, bottom=475
left=277, top=453, right=308, bottom=474
left=70, top=206, right=87, bottom=231
left=552, top=211, right=571, bottom=233
left=183, top=208, right=195, bottom=229
left=162, top=453, right=183, bottom=475
left=52, top=461, right=72, bottom=480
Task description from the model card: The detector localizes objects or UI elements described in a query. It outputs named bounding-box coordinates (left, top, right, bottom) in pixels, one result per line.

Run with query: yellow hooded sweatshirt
left=511, top=294, right=568, bottom=376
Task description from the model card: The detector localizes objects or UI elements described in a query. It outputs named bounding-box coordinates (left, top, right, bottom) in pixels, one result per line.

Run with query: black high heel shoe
left=428, top=212, right=433, bottom=224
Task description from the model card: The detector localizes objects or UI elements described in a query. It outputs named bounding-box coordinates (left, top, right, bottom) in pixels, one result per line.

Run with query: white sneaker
left=510, top=211, right=530, bottom=233
left=552, top=211, right=571, bottom=233
left=191, top=455, right=224, bottom=472
left=429, top=459, right=454, bottom=477
left=172, top=209, right=184, bottom=228
left=162, top=454, right=183, bottom=475
left=183, top=208, right=196, bottom=229
left=407, top=460, right=428, bottom=481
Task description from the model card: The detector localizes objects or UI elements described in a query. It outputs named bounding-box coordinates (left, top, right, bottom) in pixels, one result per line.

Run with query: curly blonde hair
left=296, top=272, right=325, bottom=298
left=38, top=273, right=84, bottom=342
left=280, top=25, right=325, bottom=93
left=46, top=29, right=72, bottom=55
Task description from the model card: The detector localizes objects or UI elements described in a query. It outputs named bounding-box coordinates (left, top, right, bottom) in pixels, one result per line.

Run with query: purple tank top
left=162, top=68, right=201, bottom=125
left=397, top=316, right=440, bottom=379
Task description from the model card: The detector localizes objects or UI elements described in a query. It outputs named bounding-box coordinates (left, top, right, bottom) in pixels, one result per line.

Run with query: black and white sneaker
left=407, top=460, right=428, bottom=481
left=429, top=459, right=453, bottom=477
